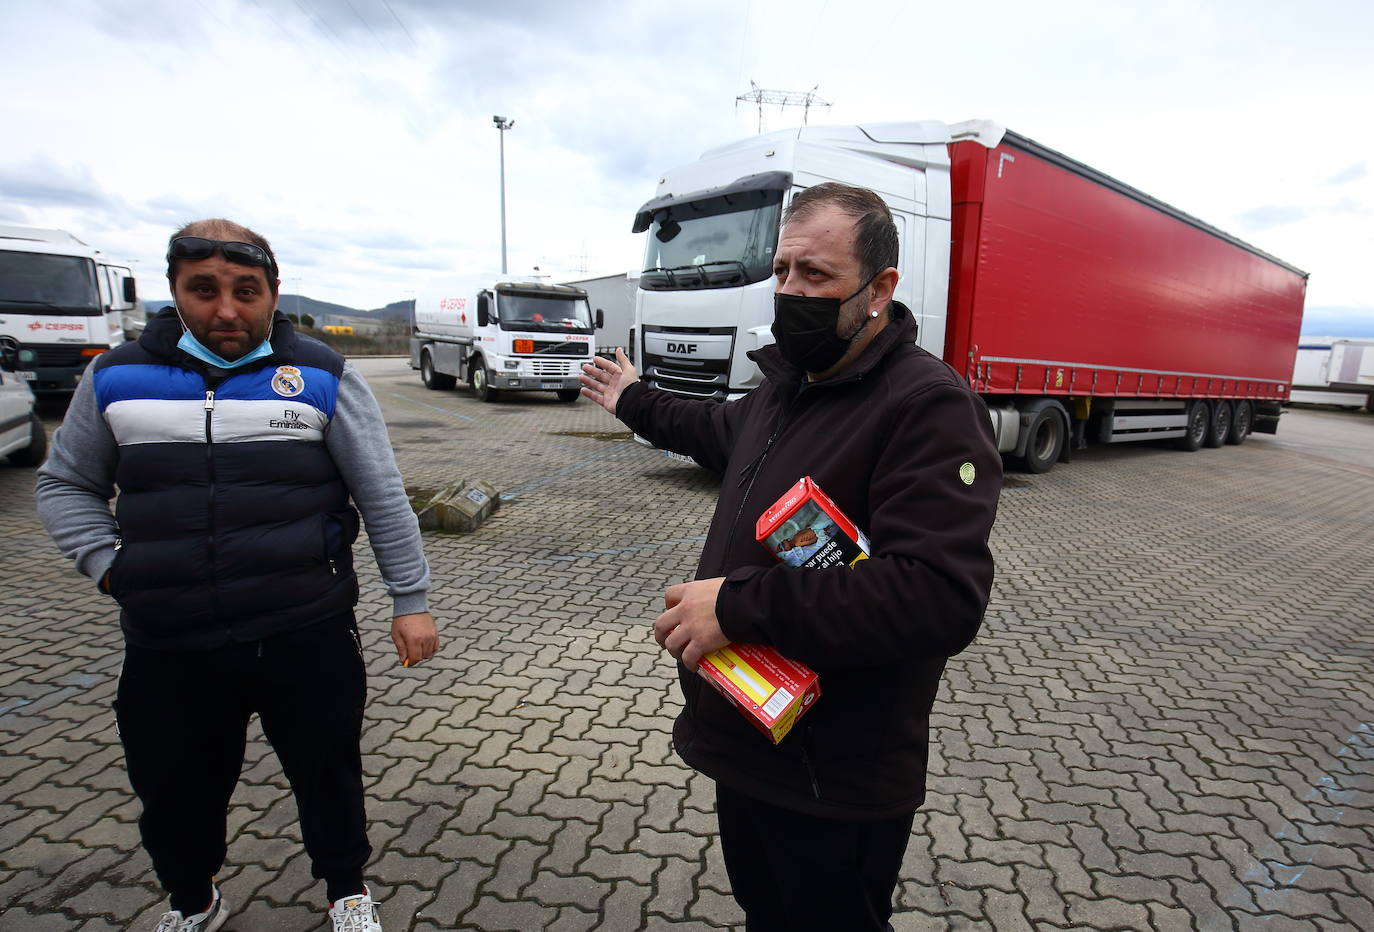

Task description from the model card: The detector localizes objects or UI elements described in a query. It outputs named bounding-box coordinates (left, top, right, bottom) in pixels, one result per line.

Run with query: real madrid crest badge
left=272, top=365, right=305, bottom=397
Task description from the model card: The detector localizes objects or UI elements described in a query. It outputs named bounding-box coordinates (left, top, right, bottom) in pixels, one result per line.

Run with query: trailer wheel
left=1020, top=405, right=1065, bottom=474
left=6, top=413, right=47, bottom=467
left=1175, top=400, right=1209, bottom=451
left=470, top=359, right=500, bottom=403
left=555, top=389, right=580, bottom=403
left=1227, top=401, right=1252, bottom=445
left=1204, top=400, right=1231, bottom=448
left=420, top=351, right=456, bottom=391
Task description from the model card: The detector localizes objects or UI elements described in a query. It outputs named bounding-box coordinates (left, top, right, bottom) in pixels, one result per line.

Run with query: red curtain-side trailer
left=946, top=131, right=1307, bottom=468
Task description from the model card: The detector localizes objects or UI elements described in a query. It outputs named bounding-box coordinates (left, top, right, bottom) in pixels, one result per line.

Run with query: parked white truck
left=1290, top=337, right=1373, bottom=408
left=0, top=226, right=137, bottom=394
left=409, top=278, right=600, bottom=402
left=561, top=272, right=637, bottom=360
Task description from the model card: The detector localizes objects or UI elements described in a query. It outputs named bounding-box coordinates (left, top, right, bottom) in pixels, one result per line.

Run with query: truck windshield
left=0, top=251, right=101, bottom=315
left=498, top=294, right=593, bottom=332
left=640, top=192, right=782, bottom=291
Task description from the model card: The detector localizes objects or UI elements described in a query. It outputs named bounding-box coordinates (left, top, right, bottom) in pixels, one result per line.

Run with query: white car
left=0, top=337, right=46, bottom=467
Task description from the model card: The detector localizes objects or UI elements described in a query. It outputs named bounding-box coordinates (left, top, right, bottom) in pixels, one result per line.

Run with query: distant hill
left=285, top=296, right=415, bottom=323
left=143, top=296, right=415, bottom=322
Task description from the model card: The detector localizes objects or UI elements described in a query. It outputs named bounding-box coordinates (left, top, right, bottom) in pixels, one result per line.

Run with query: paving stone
left=1065, top=892, right=1153, bottom=930
left=646, top=856, right=703, bottom=923
left=686, top=885, right=743, bottom=927
left=464, top=893, right=560, bottom=931
left=980, top=889, right=1033, bottom=931
left=1251, top=887, right=1341, bottom=923
left=1236, top=917, right=1321, bottom=932
left=524, top=869, right=611, bottom=912
left=421, top=859, right=494, bottom=928
left=580, top=849, right=660, bottom=886
left=542, top=905, right=601, bottom=931
left=600, top=880, right=653, bottom=931
left=1012, top=864, right=1067, bottom=926
left=63, top=878, right=154, bottom=922
left=539, top=819, right=598, bottom=875
left=936, top=858, right=1017, bottom=895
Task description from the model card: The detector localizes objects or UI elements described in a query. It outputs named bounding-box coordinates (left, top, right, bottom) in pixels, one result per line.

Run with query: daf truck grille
left=643, top=354, right=729, bottom=401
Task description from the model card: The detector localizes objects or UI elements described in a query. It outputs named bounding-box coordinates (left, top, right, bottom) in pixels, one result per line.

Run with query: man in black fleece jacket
left=581, top=183, right=1001, bottom=930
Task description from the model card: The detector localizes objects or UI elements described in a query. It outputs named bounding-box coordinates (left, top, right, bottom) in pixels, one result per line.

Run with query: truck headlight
left=504, top=360, right=520, bottom=369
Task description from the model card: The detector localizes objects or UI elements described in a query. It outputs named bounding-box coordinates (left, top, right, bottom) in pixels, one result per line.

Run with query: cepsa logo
left=438, top=297, right=467, bottom=312
left=29, top=321, right=86, bottom=332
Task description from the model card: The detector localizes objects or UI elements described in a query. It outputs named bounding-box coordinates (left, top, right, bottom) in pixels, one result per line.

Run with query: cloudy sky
left=3, top=0, right=1371, bottom=334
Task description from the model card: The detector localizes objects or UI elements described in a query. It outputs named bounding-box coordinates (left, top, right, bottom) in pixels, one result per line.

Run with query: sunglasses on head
left=167, top=237, right=277, bottom=275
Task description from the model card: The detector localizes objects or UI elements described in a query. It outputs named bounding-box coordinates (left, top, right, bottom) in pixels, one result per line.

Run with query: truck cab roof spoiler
left=494, top=282, right=588, bottom=298
left=632, top=171, right=793, bottom=233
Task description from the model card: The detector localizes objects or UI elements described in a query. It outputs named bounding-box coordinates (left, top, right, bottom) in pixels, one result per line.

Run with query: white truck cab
left=632, top=121, right=1003, bottom=400
left=0, top=226, right=137, bottom=394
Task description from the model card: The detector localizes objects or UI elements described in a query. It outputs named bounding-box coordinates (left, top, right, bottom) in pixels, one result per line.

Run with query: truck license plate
left=18, top=371, right=36, bottom=381
left=540, top=382, right=561, bottom=389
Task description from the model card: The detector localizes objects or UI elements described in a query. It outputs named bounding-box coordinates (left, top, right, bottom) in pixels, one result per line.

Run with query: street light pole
left=493, top=115, right=514, bottom=275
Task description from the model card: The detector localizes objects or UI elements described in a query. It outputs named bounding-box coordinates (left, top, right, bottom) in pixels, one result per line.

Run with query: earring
left=870, top=310, right=879, bottom=317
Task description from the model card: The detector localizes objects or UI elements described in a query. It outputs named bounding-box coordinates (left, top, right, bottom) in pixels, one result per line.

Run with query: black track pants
left=115, top=616, right=369, bottom=905
left=716, top=782, right=915, bottom=932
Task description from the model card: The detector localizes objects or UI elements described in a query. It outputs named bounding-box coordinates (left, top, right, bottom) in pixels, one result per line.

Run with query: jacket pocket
left=105, top=542, right=128, bottom=598
left=322, top=509, right=360, bottom=559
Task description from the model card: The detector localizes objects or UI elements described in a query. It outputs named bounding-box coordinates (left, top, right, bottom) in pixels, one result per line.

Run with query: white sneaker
left=153, top=884, right=229, bottom=932
left=329, top=887, right=382, bottom=932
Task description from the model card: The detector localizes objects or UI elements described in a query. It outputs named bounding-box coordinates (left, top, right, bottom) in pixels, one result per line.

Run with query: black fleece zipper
left=713, top=385, right=807, bottom=577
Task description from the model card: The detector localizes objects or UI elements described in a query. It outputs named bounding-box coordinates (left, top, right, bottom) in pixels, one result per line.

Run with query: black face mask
left=771, top=271, right=880, bottom=373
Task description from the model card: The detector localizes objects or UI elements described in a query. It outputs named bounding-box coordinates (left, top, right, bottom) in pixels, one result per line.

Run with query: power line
left=340, top=0, right=385, bottom=49
left=379, top=0, right=417, bottom=48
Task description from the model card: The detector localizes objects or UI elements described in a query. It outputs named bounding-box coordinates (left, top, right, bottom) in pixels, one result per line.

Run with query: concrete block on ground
left=412, top=480, right=499, bottom=533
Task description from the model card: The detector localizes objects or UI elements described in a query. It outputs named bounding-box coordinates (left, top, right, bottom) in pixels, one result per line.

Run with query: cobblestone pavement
left=2, top=357, right=1371, bottom=931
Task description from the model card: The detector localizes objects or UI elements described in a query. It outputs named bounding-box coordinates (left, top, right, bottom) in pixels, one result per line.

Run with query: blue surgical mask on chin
left=175, top=309, right=274, bottom=369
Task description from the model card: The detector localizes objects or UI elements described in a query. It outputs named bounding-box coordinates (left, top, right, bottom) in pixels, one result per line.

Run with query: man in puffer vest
left=36, top=218, right=438, bottom=932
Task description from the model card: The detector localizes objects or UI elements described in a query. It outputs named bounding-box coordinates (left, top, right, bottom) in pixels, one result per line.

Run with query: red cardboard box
left=697, top=643, right=821, bottom=744
left=756, top=476, right=870, bottom=569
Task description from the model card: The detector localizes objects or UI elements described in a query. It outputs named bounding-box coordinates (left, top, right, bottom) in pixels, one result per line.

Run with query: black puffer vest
left=92, top=309, right=359, bottom=650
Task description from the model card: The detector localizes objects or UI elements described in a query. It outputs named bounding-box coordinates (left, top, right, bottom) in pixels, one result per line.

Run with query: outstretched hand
left=579, top=347, right=638, bottom=415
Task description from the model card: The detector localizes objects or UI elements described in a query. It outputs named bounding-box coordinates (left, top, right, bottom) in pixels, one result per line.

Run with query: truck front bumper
left=492, top=375, right=581, bottom=391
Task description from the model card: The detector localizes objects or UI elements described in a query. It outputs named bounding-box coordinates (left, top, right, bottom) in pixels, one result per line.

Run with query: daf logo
left=667, top=342, right=698, bottom=354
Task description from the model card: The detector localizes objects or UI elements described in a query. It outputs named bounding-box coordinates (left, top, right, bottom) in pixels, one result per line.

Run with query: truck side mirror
left=596, top=309, right=604, bottom=330
left=123, top=278, right=137, bottom=303
left=477, top=294, right=490, bottom=328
